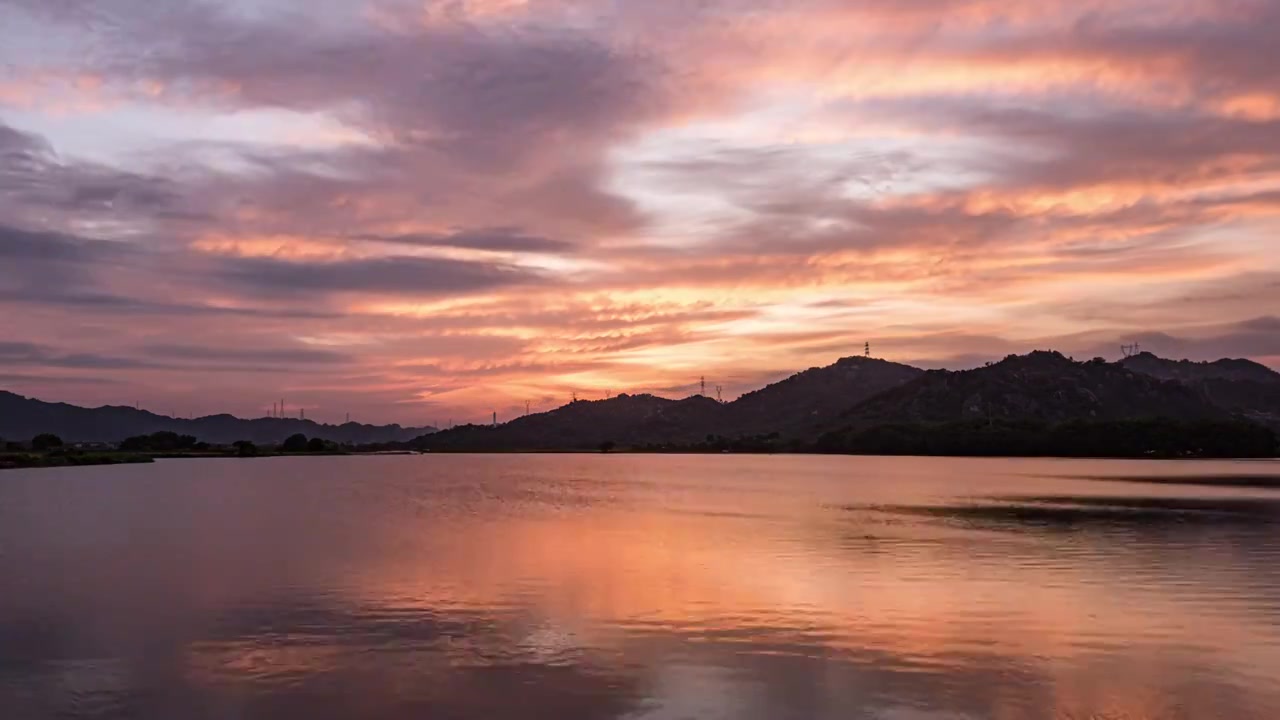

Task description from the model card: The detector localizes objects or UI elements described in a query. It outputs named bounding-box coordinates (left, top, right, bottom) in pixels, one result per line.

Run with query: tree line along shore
left=4, top=416, right=1277, bottom=471
left=0, top=431, right=413, bottom=470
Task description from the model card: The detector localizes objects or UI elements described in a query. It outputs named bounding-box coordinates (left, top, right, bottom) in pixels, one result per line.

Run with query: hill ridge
left=0, top=390, right=434, bottom=445
left=421, top=355, right=924, bottom=450
left=6, top=349, right=1279, bottom=448
left=838, top=350, right=1227, bottom=428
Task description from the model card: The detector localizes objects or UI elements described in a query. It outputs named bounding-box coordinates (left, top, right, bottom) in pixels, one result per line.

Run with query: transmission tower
left=715, top=385, right=723, bottom=403
left=865, top=342, right=871, bottom=358
left=1121, top=343, right=1142, bottom=358
left=572, top=391, right=578, bottom=403
left=492, top=411, right=497, bottom=427
left=700, top=376, right=706, bottom=396
left=525, top=400, right=531, bottom=416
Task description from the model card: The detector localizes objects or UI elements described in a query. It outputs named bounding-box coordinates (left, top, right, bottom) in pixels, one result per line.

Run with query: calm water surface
left=2, top=454, right=1280, bottom=719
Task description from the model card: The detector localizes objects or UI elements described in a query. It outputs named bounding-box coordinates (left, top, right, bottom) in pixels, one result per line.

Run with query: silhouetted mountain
left=420, top=351, right=1280, bottom=452
left=1119, top=352, right=1280, bottom=384
left=8, top=349, right=1275, bottom=454
left=0, top=391, right=434, bottom=445
left=420, top=355, right=923, bottom=450
left=724, top=356, right=923, bottom=438
left=1119, top=352, right=1280, bottom=428
left=840, top=351, right=1229, bottom=427
left=811, top=351, right=1280, bottom=457
left=423, top=394, right=727, bottom=451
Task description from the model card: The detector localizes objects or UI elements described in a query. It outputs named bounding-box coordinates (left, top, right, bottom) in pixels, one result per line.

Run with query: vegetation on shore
left=813, top=418, right=1279, bottom=459
left=0, top=451, right=155, bottom=470
left=0, top=431, right=377, bottom=470
left=4, top=417, right=1278, bottom=467
left=419, top=419, right=1278, bottom=459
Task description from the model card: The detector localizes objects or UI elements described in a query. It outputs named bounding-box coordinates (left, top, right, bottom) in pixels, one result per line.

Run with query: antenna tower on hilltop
left=700, top=376, right=706, bottom=396
left=1121, top=343, right=1142, bottom=358
left=525, top=400, right=531, bottom=416
left=716, top=385, right=723, bottom=403
left=865, top=342, right=871, bottom=358
left=492, top=411, right=497, bottom=427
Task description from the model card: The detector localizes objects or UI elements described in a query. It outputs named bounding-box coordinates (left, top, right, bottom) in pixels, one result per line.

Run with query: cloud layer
left=2, top=0, right=1278, bottom=423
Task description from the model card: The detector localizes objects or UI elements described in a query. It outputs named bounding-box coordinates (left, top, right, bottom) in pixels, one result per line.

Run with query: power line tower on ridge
left=700, top=376, right=706, bottom=396
left=1121, top=343, right=1142, bottom=358
left=865, top=342, right=871, bottom=358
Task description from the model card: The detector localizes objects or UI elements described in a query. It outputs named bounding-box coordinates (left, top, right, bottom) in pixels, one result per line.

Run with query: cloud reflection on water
left=1, top=455, right=1279, bottom=719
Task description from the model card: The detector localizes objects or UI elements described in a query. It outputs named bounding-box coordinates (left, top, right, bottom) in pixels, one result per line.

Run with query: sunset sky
left=2, top=0, right=1279, bottom=425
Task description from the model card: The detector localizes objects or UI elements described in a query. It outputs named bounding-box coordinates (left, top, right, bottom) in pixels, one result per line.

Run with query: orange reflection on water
left=6, top=455, right=1280, bottom=719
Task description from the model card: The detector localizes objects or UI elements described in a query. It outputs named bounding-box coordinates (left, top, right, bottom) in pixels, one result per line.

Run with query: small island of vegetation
left=0, top=430, right=405, bottom=470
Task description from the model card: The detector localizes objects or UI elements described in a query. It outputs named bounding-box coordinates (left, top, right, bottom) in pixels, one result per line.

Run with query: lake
left=2, top=455, right=1279, bottom=719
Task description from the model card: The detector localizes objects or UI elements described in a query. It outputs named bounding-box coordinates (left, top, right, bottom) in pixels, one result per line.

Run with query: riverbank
left=0, top=452, right=155, bottom=470
left=0, top=449, right=425, bottom=470
left=6, top=445, right=1274, bottom=471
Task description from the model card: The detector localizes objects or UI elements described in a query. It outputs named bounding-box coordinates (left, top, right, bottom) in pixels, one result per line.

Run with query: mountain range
left=1117, top=352, right=1280, bottom=427
left=3, top=350, right=1277, bottom=450
left=0, top=391, right=434, bottom=445
left=844, top=351, right=1230, bottom=427
left=418, top=356, right=927, bottom=452
left=418, top=350, right=1280, bottom=452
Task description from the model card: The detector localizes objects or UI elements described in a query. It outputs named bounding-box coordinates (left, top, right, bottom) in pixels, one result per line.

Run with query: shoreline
left=0, top=449, right=422, bottom=471
left=5, top=449, right=1276, bottom=471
